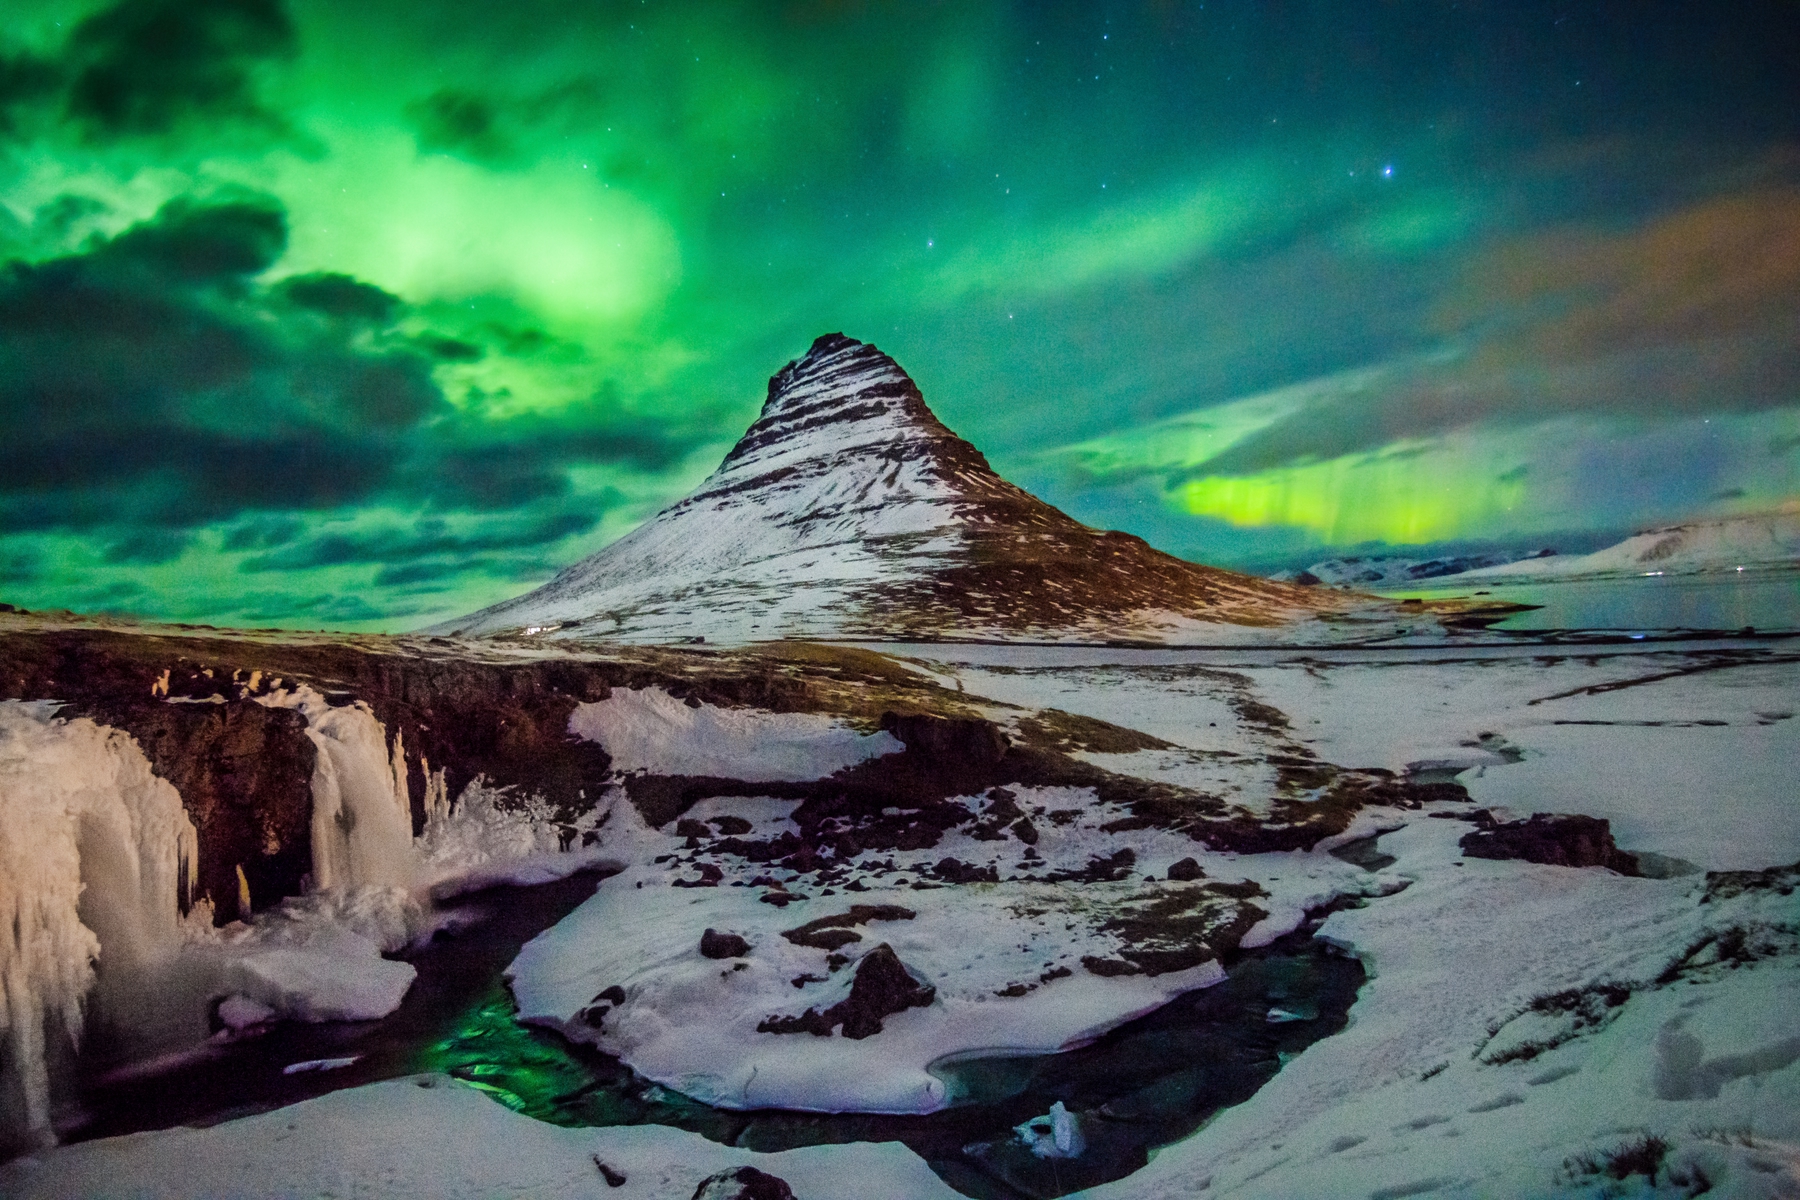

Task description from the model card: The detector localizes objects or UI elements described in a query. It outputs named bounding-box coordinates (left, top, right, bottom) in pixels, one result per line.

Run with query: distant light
left=1381, top=164, right=1394, bottom=178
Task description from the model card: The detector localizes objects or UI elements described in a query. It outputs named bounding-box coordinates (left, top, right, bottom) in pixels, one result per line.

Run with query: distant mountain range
left=1279, top=510, right=1799, bottom=591
left=1280, top=550, right=1560, bottom=588
left=1449, top=509, right=1800, bottom=585
left=437, top=335, right=1346, bottom=643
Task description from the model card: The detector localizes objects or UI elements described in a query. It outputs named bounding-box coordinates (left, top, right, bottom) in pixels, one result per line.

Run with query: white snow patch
left=0, top=1074, right=965, bottom=1199
left=570, top=686, right=901, bottom=781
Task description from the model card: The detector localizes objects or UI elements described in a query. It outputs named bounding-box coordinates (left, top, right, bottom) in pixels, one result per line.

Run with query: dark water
left=66, top=876, right=1364, bottom=1200
left=1390, top=570, right=1800, bottom=633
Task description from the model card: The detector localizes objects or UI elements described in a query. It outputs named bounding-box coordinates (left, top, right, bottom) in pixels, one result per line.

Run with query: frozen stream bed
left=5, top=635, right=1797, bottom=1199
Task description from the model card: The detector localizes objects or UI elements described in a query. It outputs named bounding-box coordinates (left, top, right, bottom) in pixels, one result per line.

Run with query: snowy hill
left=438, top=334, right=1336, bottom=643
left=1453, top=509, right=1800, bottom=584
left=1282, top=549, right=1557, bottom=588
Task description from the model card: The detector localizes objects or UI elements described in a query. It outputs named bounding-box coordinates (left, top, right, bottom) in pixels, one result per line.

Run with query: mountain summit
left=438, top=334, right=1335, bottom=642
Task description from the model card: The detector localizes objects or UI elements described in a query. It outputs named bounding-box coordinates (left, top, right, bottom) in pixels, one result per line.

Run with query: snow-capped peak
left=437, top=334, right=1333, bottom=643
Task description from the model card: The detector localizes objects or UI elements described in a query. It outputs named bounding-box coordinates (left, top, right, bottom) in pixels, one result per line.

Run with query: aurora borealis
left=2, top=1, right=1796, bottom=629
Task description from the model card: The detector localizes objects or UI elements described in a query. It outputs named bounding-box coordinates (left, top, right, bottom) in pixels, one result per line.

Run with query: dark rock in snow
left=1460, top=813, right=1640, bottom=874
left=933, top=856, right=999, bottom=884
left=1167, top=857, right=1204, bottom=881
left=832, top=943, right=937, bottom=1039
left=700, top=929, right=750, bottom=958
left=593, top=1156, right=627, bottom=1186
left=758, top=943, right=935, bottom=1039
left=691, top=1165, right=795, bottom=1200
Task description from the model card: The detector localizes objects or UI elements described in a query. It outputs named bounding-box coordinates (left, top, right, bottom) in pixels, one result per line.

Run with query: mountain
left=1281, top=549, right=1558, bottom=588
left=438, top=334, right=1340, bottom=643
left=1451, top=509, right=1800, bottom=584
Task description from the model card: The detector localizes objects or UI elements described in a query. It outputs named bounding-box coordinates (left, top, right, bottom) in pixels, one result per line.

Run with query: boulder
left=700, top=928, right=750, bottom=958
left=1460, top=813, right=1639, bottom=874
left=691, top=1166, right=795, bottom=1200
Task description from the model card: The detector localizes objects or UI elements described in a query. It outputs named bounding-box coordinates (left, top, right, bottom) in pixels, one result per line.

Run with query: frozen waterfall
left=256, top=688, right=419, bottom=891
left=0, top=701, right=198, bottom=1150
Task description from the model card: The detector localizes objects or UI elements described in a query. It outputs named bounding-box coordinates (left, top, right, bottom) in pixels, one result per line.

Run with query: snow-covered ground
left=6, top=638, right=1795, bottom=1197
left=0, top=1073, right=965, bottom=1199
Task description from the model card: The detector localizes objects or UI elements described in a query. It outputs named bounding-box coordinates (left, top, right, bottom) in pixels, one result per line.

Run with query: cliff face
left=0, top=621, right=1440, bottom=925
left=440, top=334, right=1341, bottom=643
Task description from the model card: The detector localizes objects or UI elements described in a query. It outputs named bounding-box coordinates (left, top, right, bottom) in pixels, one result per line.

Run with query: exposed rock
left=829, top=943, right=937, bottom=1039
left=1459, top=813, right=1640, bottom=873
left=1702, top=859, right=1800, bottom=902
left=932, top=856, right=999, bottom=884
left=758, top=943, right=935, bottom=1039
left=593, top=1157, right=627, bottom=1187
left=1167, top=856, right=1204, bottom=881
left=700, top=929, right=750, bottom=959
left=780, top=905, right=916, bottom=951
left=691, top=1166, right=795, bottom=1200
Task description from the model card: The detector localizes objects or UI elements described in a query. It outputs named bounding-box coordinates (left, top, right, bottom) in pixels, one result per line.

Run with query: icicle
left=419, top=755, right=451, bottom=827
left=389, top=727, right=411, bottom=822
left=0, top=701, right=197, bottom=1150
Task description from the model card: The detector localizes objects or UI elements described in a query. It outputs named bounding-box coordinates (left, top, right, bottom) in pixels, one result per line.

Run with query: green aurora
left=2, top=0, right=1797, bottom=629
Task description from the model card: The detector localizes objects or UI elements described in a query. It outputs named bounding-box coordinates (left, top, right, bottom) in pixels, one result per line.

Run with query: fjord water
left=1393, top=570, right=1800, bottom=633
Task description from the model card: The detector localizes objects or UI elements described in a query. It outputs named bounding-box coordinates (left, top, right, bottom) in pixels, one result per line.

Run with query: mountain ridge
left=437, top=334, right=1344, bottom=643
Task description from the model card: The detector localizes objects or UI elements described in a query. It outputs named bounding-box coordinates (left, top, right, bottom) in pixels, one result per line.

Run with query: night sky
left=3, top=1, right=1797, bottom=630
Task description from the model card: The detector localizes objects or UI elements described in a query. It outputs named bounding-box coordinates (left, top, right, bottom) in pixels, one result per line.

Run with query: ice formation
left=0, top=702, right=197, bottom=1148
left=256, top=688, right=418, bottom=891
left=0, top=681, right=621, bottom=1152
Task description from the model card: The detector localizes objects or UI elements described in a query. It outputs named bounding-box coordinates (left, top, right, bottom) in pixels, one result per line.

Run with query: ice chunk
left=1016, top=1100, right=1085, bottom=1159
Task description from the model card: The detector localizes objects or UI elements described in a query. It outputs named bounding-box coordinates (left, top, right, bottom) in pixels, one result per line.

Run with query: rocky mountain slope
left=438, top=334, right=1345, bottom=644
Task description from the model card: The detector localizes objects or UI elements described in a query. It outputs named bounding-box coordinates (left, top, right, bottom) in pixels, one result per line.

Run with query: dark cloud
left=1185, top=188, right=1800, bottom=477
left=239, top=509, right=601, bottom=573
left=412, top=332, right=483, bottom=362
left=220, top=515, right=305, bottom=551
left=276, top=271, right=403, bottom=324
left=0, top=187, right=709, bottom=552
left=0, top=51, right=60, bottom=135
left=102, top=528, right=190, bottom=564
left=0, top=191, right=440, bottom=526
left=407, top=88, right=515, bottom=164
left=98, top=190, right=286, bottom=280
left=63, top=0, right=297, bottom=139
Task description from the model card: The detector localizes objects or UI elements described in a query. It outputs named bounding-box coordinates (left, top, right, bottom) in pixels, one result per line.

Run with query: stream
left=64, top=872, right=1365, bottom=1200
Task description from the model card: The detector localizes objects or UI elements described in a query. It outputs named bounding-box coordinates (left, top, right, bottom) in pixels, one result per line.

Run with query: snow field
left=0, top=1074, right=965, bottom=1200
left=507, top=779, right=1386, bottom=1115
left=1072, top=817, right=1800, bottom=1200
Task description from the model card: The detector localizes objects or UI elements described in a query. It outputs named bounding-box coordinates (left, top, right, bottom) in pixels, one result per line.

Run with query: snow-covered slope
left=1282, top=549, right=1556, bottom=587
left=1453, top=510, right=1800, bottom=584
left=437, top=334, right=1338, bottom=643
